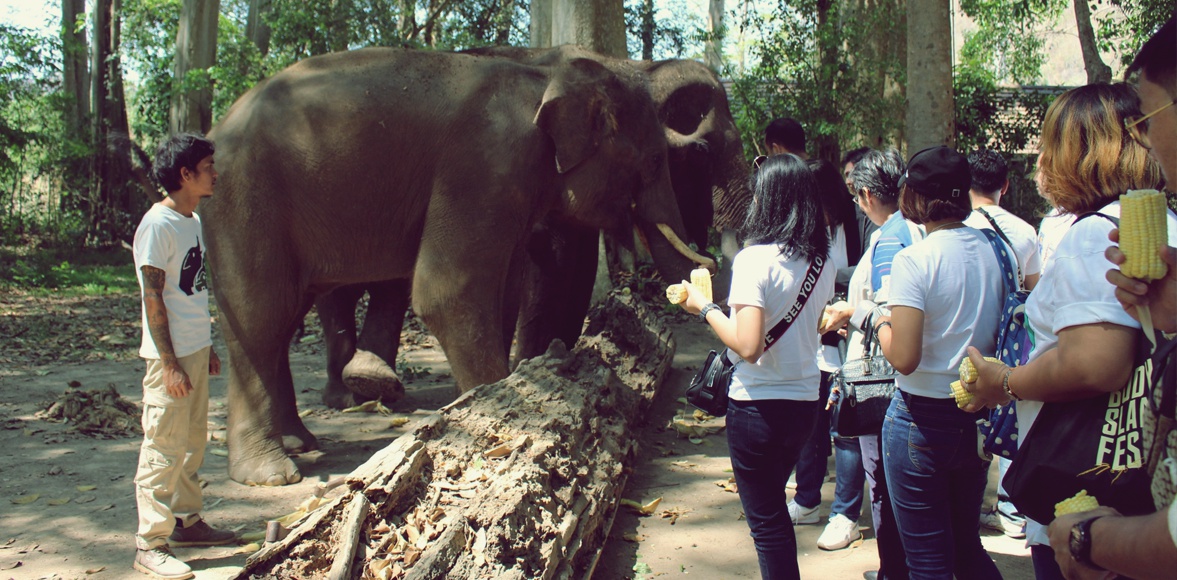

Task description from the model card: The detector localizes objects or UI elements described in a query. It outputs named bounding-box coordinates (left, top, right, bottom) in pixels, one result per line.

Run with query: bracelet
left=700, top=303, right=720, bottom=322
left=874, top=320, right=892, bottom=333
left=1002, top=367, right=1021, bottom=401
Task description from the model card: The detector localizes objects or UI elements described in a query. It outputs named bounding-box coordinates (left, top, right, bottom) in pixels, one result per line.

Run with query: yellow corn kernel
left=691, top=268, right=713, bottom=303
left=1054, top=489, right=1100, bottom=517
left=1119, top=189, right=1169, bottom=281
left=666, top=284, right=687, bottom=304
left=950, top=380, right=974, bottom=409
left=958, top=356, right=1001, bottom=384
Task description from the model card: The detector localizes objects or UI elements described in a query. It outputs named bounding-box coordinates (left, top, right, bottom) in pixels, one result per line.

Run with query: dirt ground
left=0, top=290, right=1035, bottom=579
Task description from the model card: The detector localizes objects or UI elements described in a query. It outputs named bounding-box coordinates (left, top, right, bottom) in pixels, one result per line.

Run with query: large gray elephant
left=202, top=47, right=712, bottom=486
left=315, top=48, right=752, bottom=409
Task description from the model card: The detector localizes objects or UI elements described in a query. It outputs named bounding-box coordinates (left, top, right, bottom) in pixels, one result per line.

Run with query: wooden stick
left=327, top=492, right=370, bottom=580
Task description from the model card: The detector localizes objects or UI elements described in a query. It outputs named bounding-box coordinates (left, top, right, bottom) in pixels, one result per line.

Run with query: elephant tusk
left=656, top=223, right=717, bottom=273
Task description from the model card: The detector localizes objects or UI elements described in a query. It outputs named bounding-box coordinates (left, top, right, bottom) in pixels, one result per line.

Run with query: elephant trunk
left=664, top=110, right=716, bottom=151
left=654, top=223, right=715, bottom=271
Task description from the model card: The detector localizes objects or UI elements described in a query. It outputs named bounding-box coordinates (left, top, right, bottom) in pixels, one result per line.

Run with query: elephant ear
left=533, top=58, right=620, bottom=174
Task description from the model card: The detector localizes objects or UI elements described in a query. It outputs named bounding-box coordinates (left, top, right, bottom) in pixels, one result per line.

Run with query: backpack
left=978, top=226, right=1028, bottom=459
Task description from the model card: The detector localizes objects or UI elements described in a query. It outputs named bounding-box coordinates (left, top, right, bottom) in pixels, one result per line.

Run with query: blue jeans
left=861, top=432, right=909, bottom=580
left=794, top=372, right=866, bottom=521
left=727, top=397, right=819, bottom=580
left=882, top=392, right=1001, bottom=580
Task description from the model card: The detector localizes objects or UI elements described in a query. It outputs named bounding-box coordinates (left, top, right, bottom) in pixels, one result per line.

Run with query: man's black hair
left=967, top=149, right=1008, bottom=195
left=153, top=133, right=215, bottom=193
left=764, top=118, right=806, bottom=153
left=1127, top=15, right=1176, bottom=93
left=743, top=154, right=829, bottom=261
left=849, top=148, right=905, bottom=204
left=841, top=146, right=871, bottom=168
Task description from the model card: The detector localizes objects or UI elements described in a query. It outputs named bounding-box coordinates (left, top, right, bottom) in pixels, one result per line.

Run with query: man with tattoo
left=131, top=133, right=234, bottom=580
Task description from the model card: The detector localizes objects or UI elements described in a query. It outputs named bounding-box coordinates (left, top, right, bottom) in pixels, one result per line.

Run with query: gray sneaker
left=169, top=518, right=237, bottom=547
left=133, top=546, right=194, bottom=580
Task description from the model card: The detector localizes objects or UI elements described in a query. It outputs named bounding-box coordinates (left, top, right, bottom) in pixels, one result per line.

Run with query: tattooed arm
left=141, top=265, right=192, bottom=398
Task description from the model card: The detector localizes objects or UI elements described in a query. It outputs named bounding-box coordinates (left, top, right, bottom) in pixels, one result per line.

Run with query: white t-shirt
left=964, top=205, right=1043, bottom=284
left=1036, top=207, right=1076, bottom=275
left=845, top=213, right=925, bottom=357
left=133, top=203, right=212, bottom=359
left=817, top=225, right=850, bottom=373
left=1019, top=201, right=1177, bottom=545
left=887, top=227, right=1007, bottom=398
left=727, top=243, right=836, bottom=401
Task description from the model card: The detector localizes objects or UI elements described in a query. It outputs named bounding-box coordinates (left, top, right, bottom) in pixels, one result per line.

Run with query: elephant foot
left=342, top=349, right=405, bottom=403
left=229, top=443, right=303, bottom=487
left=281, top=424, right=319, bottom=454
left=323, top=381, right=361, bottom=410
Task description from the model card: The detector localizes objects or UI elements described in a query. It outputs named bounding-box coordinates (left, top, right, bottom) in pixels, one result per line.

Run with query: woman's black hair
left=807, top=158, right=861, bottom=266
left=849, top=148, right=905, bottom=204
left=742, top=154, right=830, bottom=261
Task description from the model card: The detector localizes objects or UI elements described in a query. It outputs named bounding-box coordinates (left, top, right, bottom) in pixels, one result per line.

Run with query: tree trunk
left=704, top=0, right=724, bottom=71
left=233, top=292, right=676, bottom=579
left=905, top=0, right=953, bottom=152
left=814, top=0, right=841, bottom=164
left=551, top=0, right=626, bottom=58
left=399, top=0, right=417, bottom=42
left=90, top=0, right=139, bottom=242
left=1074, top=0, right=1112, bottom=84
left=530, top=0, right=552, bottom=47
left=493, top=0, right=515, bottom=45
left=62, top=0, right=89, bottom=136
left=170, top=0, right=219, bottom=134
left=246, top=0, right=272, bottom=56
left=330, top=0, right=351, bottom=52
left=639, top=0, right=655, bottom=60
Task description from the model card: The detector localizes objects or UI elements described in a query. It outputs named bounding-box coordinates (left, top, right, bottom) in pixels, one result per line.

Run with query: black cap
left=899, top=146, right=971, bottom=199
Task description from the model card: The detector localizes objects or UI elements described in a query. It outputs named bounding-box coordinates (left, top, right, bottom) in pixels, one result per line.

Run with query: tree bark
left=704, top=0, right=724, bottom=71
left=1074, top=0, right=1112, bottom=84
left=905, top=0, right=953, bottom=152
left=814, top=0, right=841, bottom=164
left=530, top=0, right=552, bottom=47
left=399, top=0, right=418, bottom=42
left=62, top=0, right=89, bottom=136
left=234, top=292, right=676, bottom=579
left=170, top=0, right=219, bottom=134
left=88, top=0, right=139, bottom=242
left=246, top=0, right=272, bottom=56
left=551, top=0, right=627, bottom=58
left=639, top=0, right=655, bottom=60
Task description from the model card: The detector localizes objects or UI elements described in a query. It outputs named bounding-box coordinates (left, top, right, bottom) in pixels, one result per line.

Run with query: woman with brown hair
left=964, top=82, right=1172, bottom=580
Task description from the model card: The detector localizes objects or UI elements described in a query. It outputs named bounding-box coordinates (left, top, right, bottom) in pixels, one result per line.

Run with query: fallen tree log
left=235, top=291, right=676, bottom=579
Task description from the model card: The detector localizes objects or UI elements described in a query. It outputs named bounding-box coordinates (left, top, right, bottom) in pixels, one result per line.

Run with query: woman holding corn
left=868, top=146, right=1008, bottom=580
left=962, top=82, right=1172, bottom=580
left=679, top=153, right=835, bottom=579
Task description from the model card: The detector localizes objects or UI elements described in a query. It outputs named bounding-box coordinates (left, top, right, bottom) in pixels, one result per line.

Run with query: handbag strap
left=763, top=253, right=827, bottom=353
left=977, top=208, right=1023, bottom=288
left=980, top=228, right=1019, bottom=295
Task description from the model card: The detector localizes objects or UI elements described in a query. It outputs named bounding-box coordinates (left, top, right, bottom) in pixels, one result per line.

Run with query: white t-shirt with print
left=817, top=225, right=849, bottom=373
left=964, top=205, right=1043, bottom=284
left=886, top=227, right=1007, bottom=398
left=727, top=243, right=836, bottom=402
left=133, top=203, right=212, bottom=359
left=1018, top=201, right=1177, bottom=545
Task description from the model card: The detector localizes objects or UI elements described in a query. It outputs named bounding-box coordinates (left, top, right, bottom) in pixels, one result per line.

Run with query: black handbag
left=685, top=254, right=827, bottom=417
left=1003, top=333, right=1175, bottom=525
left=831, top=311, right=898, bottom=437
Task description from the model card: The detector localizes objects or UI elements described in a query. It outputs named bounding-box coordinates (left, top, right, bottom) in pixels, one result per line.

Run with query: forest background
left=0, top=0, right=1172, bottom=291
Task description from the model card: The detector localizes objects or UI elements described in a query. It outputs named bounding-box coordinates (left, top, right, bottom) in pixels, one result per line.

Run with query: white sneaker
left=787, top=499, right=820, bottom=524
left=817, top=513, right=862, bottom=550
left=979, top=509, right=1003, bottom=533
left=133, top=546, right=194, bottom=580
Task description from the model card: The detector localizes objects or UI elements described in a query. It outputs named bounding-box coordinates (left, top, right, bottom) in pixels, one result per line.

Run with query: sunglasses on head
left=753, top=155, right=767, bottom=171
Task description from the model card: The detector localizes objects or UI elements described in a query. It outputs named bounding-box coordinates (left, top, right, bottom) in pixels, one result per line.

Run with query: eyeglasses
left=753, top=155, right=767, bottom=171
left=1124, top=98, right=1176, bottom=149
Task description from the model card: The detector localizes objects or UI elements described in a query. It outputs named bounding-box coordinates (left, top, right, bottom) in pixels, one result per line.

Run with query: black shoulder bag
left=686, top=254, right=827, bottom=416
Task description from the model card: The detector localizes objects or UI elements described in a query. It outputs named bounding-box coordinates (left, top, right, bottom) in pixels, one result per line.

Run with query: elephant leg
left=347, top=279, right=410, bottom=403
left=316, top=283, right=366, bottom=410
left=516, top=224, right=599, bottom=362
left=218, top=267, right=314, bottom=487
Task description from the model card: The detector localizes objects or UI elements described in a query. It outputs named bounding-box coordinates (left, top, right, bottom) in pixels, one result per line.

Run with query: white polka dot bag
left=979, top=227, right=1030, bottom=460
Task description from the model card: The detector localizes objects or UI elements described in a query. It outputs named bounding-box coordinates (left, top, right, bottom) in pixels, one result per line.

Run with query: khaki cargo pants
left=134, top=347, right=209, bottom=550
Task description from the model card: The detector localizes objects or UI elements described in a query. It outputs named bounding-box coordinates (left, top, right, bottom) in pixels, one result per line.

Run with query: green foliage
left=1093, top=0, right=1175, bottom=68
left=959, top=0, right=1065, bottom=85
left=0, top=246, right=138, bottom=295
left=395, top=355, right=431, bottom=381
left=625, top=0, right=704, bottom=60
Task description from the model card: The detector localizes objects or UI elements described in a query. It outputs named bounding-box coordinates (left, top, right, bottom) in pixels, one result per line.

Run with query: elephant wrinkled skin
left=316, top=49, right=752, bottom=411
left=202, top=47, right=701, bottom=486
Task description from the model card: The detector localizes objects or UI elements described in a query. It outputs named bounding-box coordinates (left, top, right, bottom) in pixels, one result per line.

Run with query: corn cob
left=1118, top=189, right=1169, bottom=281
left=1054, top=489, right=1100, bottom=517
left=950, top=381, right=973, bottom=409
left=691, top=268, right=713, bottom=303
left=666, top=284, right=687, bottom=304
left=958, top=356, right=1002, bottom=384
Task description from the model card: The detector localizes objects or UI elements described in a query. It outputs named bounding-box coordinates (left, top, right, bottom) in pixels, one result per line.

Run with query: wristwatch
left=1069, top=516, right=1105, bottom=570
left=700, top=303, right=721, bottom=322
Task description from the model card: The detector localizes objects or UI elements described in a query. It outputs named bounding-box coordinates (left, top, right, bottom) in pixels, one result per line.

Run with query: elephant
left=315, top=48, right=752, bottom=410
left=201, top=46, right=713, bottom=486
